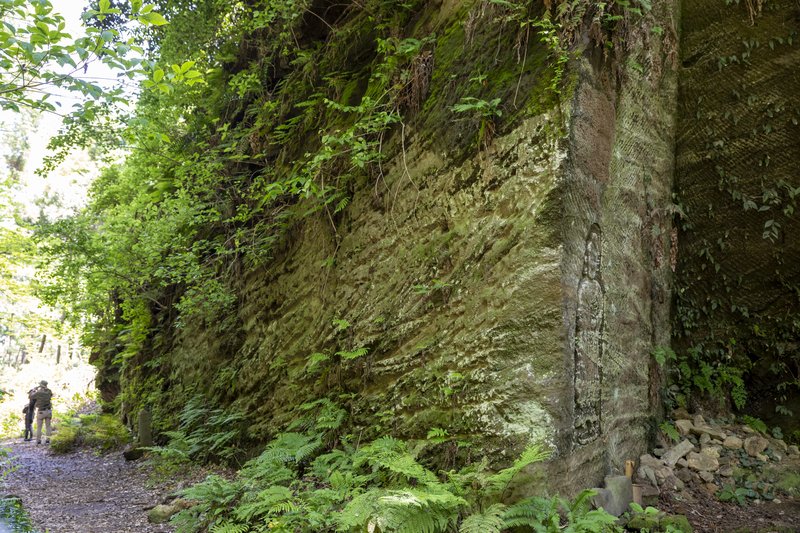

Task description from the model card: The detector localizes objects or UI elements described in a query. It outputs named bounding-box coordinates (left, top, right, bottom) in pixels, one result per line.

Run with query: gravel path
left=1, top=439, right=175, bottom=533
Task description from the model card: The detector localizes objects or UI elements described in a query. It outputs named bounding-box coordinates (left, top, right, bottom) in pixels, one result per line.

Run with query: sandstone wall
left=131, top=0, right=680, bottom=491
left=675, top=0, right=800, bottom=424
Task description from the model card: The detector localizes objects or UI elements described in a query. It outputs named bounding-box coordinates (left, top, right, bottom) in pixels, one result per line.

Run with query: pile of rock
left=635, top=412, right=800, bottom=502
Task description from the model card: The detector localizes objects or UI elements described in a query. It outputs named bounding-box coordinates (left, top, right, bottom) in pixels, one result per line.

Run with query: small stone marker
left=601, top=475, right=634, bottom=517
left=138, top=408, right=153, bottom=447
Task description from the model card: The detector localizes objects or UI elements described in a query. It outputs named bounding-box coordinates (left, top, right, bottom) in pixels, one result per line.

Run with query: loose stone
left=723, top=435, right=743, bottom=449
left=663, top=439, right=694, bottom=466
left=687, top=451, right=719, bottom=472
left=744, top=436, right=769, bottom=457
left=675, top=419, right=693, bottom=436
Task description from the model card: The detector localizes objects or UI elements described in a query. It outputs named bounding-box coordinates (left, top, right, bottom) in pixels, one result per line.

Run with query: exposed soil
left=1, top=439, right=176, bottom=533
left=659, top=486, right=800, bottom=533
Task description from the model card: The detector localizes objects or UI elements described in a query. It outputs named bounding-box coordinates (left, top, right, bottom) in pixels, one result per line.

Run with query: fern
left=502, top=496, right=557, bottom=530
left=337, top=487, right=465, bottom=533
left=486, top=443, right=550, bottom=495
left=354, top=437, right=438, bottom=484
left=336, top=346, right=369, bottom=360
left=660, top=421, right=680, bottom=443
left=209, top=523, right=249, bottom=533
left=234, top=486, right=294, bottom=523
left=459, top=503, right=507, bottom=533
left=563, top=489, right=620, bottom=532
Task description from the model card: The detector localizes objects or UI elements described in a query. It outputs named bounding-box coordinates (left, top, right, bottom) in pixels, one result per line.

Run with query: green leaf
left=144, top=12, right=168, bottom=26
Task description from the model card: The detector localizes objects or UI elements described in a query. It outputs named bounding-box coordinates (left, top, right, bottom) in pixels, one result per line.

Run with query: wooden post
left=56, top=345, right=61, bottom=365
left=38, top=334, right=46, bottom=353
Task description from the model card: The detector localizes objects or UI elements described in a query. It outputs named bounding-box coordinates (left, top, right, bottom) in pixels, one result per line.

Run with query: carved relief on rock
left=574, top=225, right=604, bottom=446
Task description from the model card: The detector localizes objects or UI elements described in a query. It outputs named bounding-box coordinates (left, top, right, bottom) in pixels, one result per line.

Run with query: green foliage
left=659, top=421, right=680, bottom=443
left=169, top=396, right=619, bottom=533
left=147, top=395, right=247, bottom=465
left=1, top=412, right=22, bottom=439
left=0, top=497, right=36, bottom=533
left=50, top=413, right=131, bottom=454
left=658, top=344, right=748, bottom=410
left=717, top=485, right=754, bottom=506
left=741, top=415, right=768, bottom=435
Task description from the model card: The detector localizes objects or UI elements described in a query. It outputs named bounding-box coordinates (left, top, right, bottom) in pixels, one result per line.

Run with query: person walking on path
left=22, top=386, right=36, bottom=441
left=29, top=380, right=53, bottom=444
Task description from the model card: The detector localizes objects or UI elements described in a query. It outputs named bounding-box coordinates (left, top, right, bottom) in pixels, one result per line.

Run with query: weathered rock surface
left=722, top=435, right=743, bottom=450
left=663, top=440, right=694, bottom=466
left=744, top=436, right=770, bottom=458
left=687, top=451, right=718, bottom=472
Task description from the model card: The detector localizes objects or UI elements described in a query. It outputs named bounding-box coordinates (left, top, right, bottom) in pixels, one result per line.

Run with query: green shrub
left=1, top=412, right=22, bottom=439
left=50, top=422, right=80, bottom=454
left=170, top=398, right=620, bottom=533
left=50, top=413, right=130, bottom=454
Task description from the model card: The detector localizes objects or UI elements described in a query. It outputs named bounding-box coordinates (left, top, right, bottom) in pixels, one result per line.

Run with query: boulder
left=700, top=446, right=721, bottom=459
left=675, top=419, right=694, bottom=436
left=147, top=498, right=195, bottom=524
left=723, top=435, right=743, bottom=449
left=718, top=466, right=734, bottom=477
left=687, top=451, right=719, bottom=472
left=675, top=467, right=692, bottom=483
left=662, top=475, right=685, bottom=492
left=744, top=436, right=769, bottom=457
left=148, top=505, right=176, bottom=524
left=672, top=408, right=692, bottom=420
left=640, top=454, right=663, bottom=468
left=691, top=425, right=727, bottom=441
left=699, top=471, right=715, bottom=483
left=693, top=414, right=707, bottom=427
left=788, top=445, right=799, bottom=456
left=663, top=439, right=694, bottom=466
left=123, top=447, right=146, bottom=461
left=655, top=466, right=674, bottom=485
left=637, top=465, right=658, bottom=487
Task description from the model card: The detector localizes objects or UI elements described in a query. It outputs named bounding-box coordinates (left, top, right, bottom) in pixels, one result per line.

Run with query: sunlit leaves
left=143, top=61, right=204, bottom=93
left=0, top=0, right=167, bottom=114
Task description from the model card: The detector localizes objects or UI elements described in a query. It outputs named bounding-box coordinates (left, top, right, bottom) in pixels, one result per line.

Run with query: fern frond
left=354, top=437, right=437, bottom=484
left=502, top=496, right=555, bottom=530
left=569, top=488, right=596, bottom=515
left=209, top=523, right=249, bottom=533
left=459, top=503, right=507, bottom=533
left=233, top=486, right=294, bottom=522
left=378, top=488, right=465, bottom=533
left=486, top=443, right=550, bottom=495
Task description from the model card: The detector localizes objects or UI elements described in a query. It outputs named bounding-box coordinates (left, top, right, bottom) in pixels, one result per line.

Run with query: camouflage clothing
left=30, top=387, right=52, bottom=411
left=29, top=386, right=53, bottom=444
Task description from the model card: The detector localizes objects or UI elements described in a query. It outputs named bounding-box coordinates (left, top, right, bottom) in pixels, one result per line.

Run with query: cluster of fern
left=146, top=395, right=248, bottom=466
left=169, top=399, right=619, bottom=533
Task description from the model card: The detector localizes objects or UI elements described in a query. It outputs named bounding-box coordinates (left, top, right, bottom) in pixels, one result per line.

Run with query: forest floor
left=0, top=418, right=798, bottom=532
left=659, top=485, right=800, bottom=532
left=635, top=411, right=800, bottom=532
left=0, top=438, right=179, bottom=533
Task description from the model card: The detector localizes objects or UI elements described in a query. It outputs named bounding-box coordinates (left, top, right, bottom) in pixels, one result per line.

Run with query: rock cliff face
left=675, top=0, right=800, bottom=427
left=115, top=0, right=689, bottom=491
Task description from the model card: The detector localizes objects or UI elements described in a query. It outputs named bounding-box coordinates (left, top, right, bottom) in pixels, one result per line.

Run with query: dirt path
left=1, top=439, right=175, bottom=533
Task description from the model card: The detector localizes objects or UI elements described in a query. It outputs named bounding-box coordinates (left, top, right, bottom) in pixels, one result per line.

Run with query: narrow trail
left=1, top=439, right=175, bottom=533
